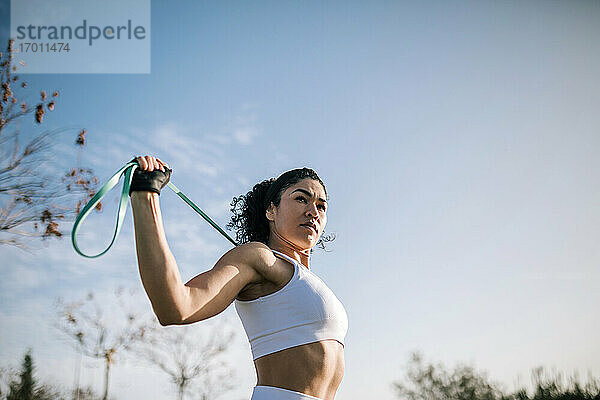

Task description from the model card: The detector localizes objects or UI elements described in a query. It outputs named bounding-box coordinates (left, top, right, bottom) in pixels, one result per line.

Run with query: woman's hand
left=134, top=155, right=169, bottom=172
left=129, top=155, right=172, bottom=196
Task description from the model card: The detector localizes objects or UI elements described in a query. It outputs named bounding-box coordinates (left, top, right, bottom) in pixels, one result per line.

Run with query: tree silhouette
left=0, top=38, right=100, bottom=250
left=134, top=318, right=237, bottom=400
left=6, top=350, right=33, bottom=400
left=54, top=288, right=148, bottom=400
left=393, top=352, right=600, bottom=400
left=524, top=367, right=600, bottom=400
left=2, top=349, right=65, bottom=400
left=393, top=352, right=504, bottom=400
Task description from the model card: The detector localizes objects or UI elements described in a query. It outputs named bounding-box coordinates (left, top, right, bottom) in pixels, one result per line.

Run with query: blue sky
left=1, top=1, right=599, bottom=399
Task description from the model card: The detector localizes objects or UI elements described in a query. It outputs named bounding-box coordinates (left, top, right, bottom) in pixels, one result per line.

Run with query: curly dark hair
left=227, top=168, right=335, bottom=250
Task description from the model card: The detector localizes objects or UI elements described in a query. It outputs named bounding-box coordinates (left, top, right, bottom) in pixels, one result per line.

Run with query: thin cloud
left=146, top=123, right=224, bottom=178
left=0, top=263, right=50, bottom=292
left=231, top=106, right=261, bottom=145
left=203, top=198, right=234, bottom=220
left=234, top=127, right=259, bottom=145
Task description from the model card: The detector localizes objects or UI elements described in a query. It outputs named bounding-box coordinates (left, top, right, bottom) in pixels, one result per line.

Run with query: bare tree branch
left=133, top=318, right=237, bottom=400
left=54, top=288, right=150, bottom=400
left=0, top=38, right=101, bottom=251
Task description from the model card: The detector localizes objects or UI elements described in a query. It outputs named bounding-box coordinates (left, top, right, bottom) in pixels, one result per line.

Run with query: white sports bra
left=234, top=249, right=348, bottom=360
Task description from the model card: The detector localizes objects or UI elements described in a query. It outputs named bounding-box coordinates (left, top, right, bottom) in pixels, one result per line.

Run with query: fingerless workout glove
left=129, top=161, right=172, bottom=196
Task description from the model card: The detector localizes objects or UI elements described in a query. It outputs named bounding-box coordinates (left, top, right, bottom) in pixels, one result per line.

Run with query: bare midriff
left=254, top=339, right=344, bottom=400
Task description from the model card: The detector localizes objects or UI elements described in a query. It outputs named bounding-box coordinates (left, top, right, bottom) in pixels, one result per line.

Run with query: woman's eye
left=318, top=205, right=326, bottom=211
left=296, top=196, right=307, bottom=202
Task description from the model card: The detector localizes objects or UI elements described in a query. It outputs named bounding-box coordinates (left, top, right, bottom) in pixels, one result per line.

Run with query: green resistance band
left=71, top=161, right=238, bottom=258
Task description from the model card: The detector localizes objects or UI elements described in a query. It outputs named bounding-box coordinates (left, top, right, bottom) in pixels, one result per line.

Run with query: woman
left=130, top=155, right=348, bottom=400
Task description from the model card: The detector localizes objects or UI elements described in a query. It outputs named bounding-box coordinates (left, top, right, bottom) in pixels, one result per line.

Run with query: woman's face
left=266, top=178, right=328, bottom=250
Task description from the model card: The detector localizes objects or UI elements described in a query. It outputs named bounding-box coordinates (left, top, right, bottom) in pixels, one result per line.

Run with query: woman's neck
left=268, top=229, right=311, bottom=269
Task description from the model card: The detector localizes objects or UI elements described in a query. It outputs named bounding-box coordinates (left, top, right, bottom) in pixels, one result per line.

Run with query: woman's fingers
left=142, top=156, right=153, bottom=171
left=135, top=156, right=147, bottom=170
left=156, top=158, right=169, bottom=170
left=135, top=156, right=167, bottom=172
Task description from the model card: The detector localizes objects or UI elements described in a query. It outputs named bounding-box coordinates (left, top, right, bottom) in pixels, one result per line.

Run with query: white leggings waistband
left=251, top=385, right=324, bottom=400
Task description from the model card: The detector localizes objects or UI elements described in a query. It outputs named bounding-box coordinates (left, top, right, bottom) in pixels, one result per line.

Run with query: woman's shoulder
left=220, top=241, right=276, bottom=273
left=228, top=242, right=296, bottom=301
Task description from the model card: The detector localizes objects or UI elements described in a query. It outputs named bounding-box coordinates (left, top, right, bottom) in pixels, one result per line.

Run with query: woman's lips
left=300, top=224, right=317, bottom=234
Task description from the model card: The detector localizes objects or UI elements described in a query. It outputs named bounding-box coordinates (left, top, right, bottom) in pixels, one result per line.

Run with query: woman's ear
left=265, top=202, right=276, bottom=222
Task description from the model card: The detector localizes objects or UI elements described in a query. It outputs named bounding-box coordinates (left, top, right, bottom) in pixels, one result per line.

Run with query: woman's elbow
left=157, top=315, right=176, bottom=326
left=158, top=317, right=175, bottom=326
left=155, top=309, right=184, bottom=326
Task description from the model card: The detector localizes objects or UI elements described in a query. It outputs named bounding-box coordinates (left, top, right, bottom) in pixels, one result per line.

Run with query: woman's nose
left=306, top=203, right=318, bottom=216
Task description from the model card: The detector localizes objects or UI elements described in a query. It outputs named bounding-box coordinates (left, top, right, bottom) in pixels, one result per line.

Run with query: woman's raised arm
left=131, top=190, right=189, bottom=325
left=130, top=156, right=265, bottom=325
